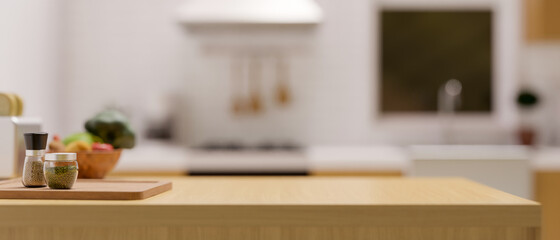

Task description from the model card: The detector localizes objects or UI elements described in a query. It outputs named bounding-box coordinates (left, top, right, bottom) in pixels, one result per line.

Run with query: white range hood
left=177, top=0, right=323, bottom=25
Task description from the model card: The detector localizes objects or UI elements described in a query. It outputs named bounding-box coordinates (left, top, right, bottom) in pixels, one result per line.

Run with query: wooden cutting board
left=0, top=179, right=172, bottom=200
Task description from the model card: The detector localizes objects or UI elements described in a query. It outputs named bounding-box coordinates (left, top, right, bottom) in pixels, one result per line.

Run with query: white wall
left=60, top=0, right=527, bottom=146
left=0, top=0, right=62, bottom=134
left=59, top=0, right=376, bottom=145
left=179, top=0, right=374, bottom=145
left=61, top=0, right=191, bottom=137
left=522, top=43, right=560, bottom=145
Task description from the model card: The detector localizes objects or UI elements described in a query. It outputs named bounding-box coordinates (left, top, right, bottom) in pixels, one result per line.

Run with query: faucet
left=438, top=79, right=462, bottom=144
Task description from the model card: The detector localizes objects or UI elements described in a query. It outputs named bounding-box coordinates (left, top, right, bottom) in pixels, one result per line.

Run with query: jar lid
left=24, top=132, right=48, bottom=150
left=45, top=153, right=77, bottom=161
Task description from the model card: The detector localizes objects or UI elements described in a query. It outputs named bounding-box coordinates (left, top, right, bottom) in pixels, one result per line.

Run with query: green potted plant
left=516, top=89, right=540, bottom=145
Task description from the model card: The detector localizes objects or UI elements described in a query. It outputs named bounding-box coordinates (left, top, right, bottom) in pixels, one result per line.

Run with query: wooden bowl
left=75, top=149, right=122, bottom=179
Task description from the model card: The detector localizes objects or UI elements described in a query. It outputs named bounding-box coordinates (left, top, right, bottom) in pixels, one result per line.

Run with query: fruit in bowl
left=48, top=109, right=135, bottom=179
left=75, top=149, right=122, bottom=179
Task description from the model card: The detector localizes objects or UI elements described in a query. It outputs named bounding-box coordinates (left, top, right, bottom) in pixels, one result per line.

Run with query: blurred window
left=380, top=11, right=492, bottom=113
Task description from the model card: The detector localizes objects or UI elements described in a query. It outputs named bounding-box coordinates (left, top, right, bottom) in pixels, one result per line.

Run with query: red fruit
left=92, top=142, right=114, bottom=151
left=53, top=135, right=61, bottom=141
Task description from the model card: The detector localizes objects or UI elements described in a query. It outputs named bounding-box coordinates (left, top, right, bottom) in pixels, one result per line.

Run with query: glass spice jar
left=22, top=151, right=46, bottom=187
left=44, top=153, right=79, bottom=189
left=22, top=133, right=48, bottom=188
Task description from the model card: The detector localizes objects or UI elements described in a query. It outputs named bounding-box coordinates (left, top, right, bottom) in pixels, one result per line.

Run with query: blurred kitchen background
left=2, top=1, right=560, bottom=176
left=2, top=0, right=559, bottom=146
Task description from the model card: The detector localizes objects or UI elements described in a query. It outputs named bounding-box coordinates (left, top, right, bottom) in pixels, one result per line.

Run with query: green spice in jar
left=44, top=153, right=78, bottom=189
left=44, top=165, right=78, bottom=189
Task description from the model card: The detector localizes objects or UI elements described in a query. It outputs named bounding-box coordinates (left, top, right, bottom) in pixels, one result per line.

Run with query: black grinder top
left=24, top=132, right=48, bottom=150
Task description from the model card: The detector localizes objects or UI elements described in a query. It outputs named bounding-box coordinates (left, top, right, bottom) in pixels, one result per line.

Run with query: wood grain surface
left=525, top=0, right=560, bottom=41
left=0, top=226, right=540, bottom=240
left=0, top=179, right=171, bottom=200
left=0, top=177, right=541, bottom=240
left=535, top=171, right=560, bottom=240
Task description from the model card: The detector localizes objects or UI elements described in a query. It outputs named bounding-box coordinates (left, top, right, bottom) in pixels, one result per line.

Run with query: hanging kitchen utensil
left=249, top=55, right=263, bottom=114
left=275, top=54, right=291, bottom=106
left=230, top=54, right=245, bottom=115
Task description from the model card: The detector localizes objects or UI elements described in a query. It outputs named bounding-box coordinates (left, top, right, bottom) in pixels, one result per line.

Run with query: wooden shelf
left=526, top=0, right=560, bottom=42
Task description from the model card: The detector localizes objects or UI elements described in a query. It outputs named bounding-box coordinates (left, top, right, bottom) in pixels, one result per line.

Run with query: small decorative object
left=22, top=133, right=48, bottom=188
left=0, top=92, right=23, bottom=116
left=516, top=89, right=540, bottom=145
left=517, top=90, right=539, bottom=108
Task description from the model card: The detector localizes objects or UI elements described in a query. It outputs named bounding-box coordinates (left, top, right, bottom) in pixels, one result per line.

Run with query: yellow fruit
left=65, top=140, right=92, bottom=152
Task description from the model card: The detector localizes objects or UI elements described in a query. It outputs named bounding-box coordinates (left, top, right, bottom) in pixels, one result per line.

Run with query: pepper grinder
left=22, top=132, right=48, bottom=187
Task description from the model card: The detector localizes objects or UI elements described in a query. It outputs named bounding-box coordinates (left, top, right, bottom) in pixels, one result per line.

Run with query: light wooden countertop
left=0, top=177, right=540, bottom=228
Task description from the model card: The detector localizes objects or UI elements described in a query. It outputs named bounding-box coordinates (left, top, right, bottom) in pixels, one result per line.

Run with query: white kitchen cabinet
left=409, top=145, right=532, bottom=199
